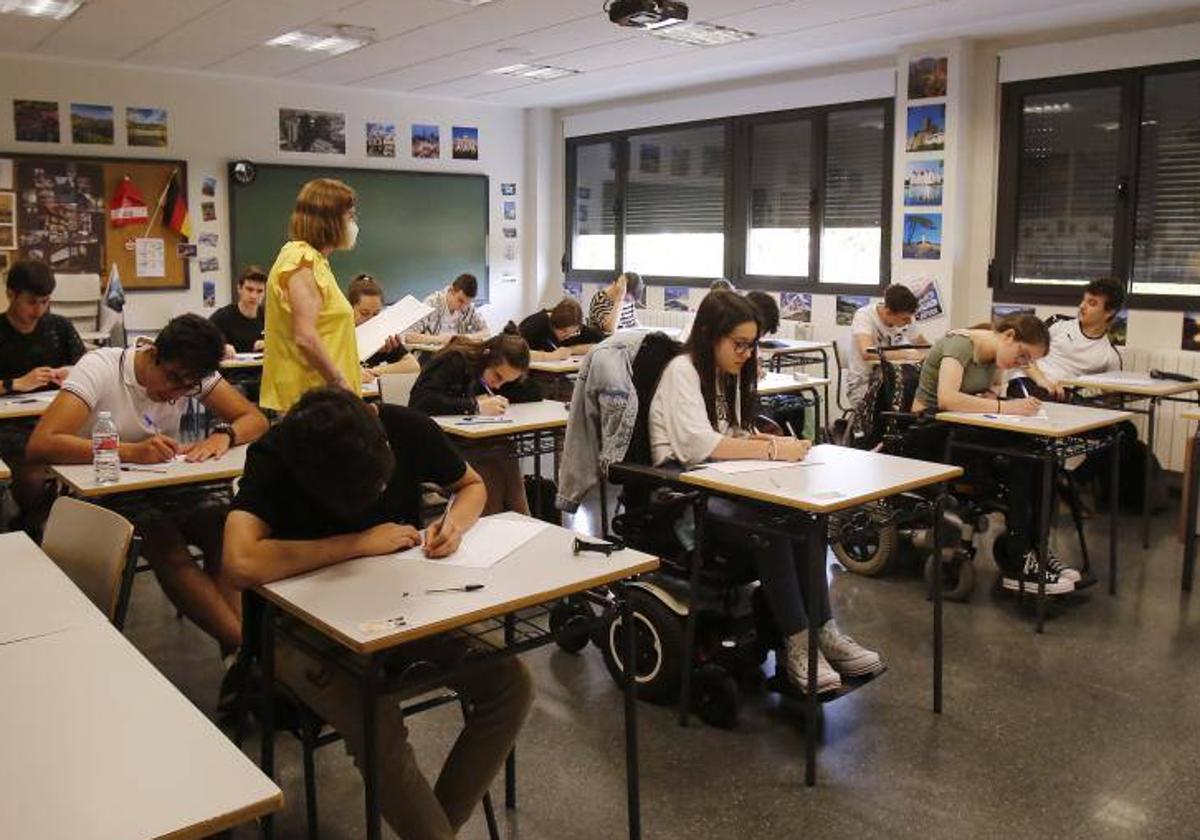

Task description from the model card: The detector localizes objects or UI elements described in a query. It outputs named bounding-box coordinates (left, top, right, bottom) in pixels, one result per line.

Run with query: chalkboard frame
left=227, top=160, right=490, bottom=304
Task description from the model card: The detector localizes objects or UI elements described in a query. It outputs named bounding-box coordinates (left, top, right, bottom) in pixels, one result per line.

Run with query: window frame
left=563, top=98, right=893, bottom=294
left=993, top=59, right=1200, bottom=310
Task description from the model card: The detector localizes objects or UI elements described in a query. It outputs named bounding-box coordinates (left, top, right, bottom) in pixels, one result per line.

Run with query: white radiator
left=1116, top=347, right=1200, bottom=473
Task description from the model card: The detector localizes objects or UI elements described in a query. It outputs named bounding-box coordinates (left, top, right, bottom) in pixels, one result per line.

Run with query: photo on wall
left=366, top=122, right=396, bottom=158
left=902, top=276, right=945, bottom=322
left=836, top=295, right=871, bottom=327
left=779, top=291, right=812, bottom=323
left=664, top=286, right=691, bottom=312
left=279, top=108, right=346, bottom=154
left=0, top=192, right=15, bottom=250
left=452, top=126, right=479, bottom=160
left=71, top=104, right=114, bottom=145
left=412, top=124, right=440, bottom=159
left=1109, top=308, right=1128, bottom=347
left=563, top=280, right=582, bottom=301
left=903, top=159, right=944, bottom=206
left=14, top=100, right=60, bottom=143
left=992, top=303, right=1036, bottom=323
left=906, top=104, right=946, bottom=153
left=1182, top=312, right=1200, bottom=352
left=127, top=108, right=168, bottom=147
left=908, top=55, right=948, bottom=99
left=902, top=213, right=943, bottom=260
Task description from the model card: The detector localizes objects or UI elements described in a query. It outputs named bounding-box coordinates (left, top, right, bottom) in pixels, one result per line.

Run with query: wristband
left=766, top=437, right=777, bottom=461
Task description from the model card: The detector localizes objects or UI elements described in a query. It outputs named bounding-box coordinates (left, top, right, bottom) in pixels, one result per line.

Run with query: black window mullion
left=879, top=102, right=895, bottom=287
left=809, top=110, right=826, bottom=290
left=615, top=137, right=628, bottom=273
left=1112, top=73, right=1141, bottom=294
left=724, top=119, right=740, bottom=283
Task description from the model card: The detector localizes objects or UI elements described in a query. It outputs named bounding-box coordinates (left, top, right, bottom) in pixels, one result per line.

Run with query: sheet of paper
left=1072, top=372, right=1160, bottom=388
left=233, top=352, right=263, bottom=361
left=394, top=518, right=549, bottom=569
left=134, top=237, right=165, bottom=278
left=703, top=460, right=824, bottom=475
left=0, top=391, right=58, bottom=406
left=356, top=295, right=433, bottom=361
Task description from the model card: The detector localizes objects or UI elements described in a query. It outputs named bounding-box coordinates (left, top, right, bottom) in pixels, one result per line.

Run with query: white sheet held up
left=356, top=295, right=434, bottom=361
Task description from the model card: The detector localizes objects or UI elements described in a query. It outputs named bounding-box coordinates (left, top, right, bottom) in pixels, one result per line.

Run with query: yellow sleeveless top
left=260, top=240, right=359, bottom=413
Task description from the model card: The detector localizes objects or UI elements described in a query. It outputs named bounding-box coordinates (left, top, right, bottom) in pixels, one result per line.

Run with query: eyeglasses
left=163, top=368, right=205, bottom=397
left=729, top=337, right=759, bottom=356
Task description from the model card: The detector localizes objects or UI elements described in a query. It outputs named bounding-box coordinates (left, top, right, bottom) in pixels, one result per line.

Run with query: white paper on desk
left=396, top=518, right=549, bottom=568
left=0, top=391, right=58, bottom=405
left=356, top=296, right=433, bottom=361
left=1071, top=372, right=1159, bottom=388
left=703, top=460, right=819, bottom=475
left=233, top=352, right=263, bottom=361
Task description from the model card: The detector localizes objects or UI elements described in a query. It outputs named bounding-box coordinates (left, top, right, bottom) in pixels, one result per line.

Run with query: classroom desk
left=51, top=444, right=248, bottom=500
left=361, top=378, right=380, bottom=399
left=0, top=457, right=9, bottom=483
left=528, top=357, right=583, bottom=401
left=0, top=531, right=103, bottom=644
left=0, top=390, right=57, bottom=421
left=1060, top=371, right=1200, bottom=549
left=759, top=340, right=834, bottom=426
left=219, top=354, right=264, bottom=370
left=253, top=512, right=659, bottom=840
left=1182, top=410, right=1200, bottom=593
left=937, top=403, right=1132, bottom=632
left=677, top=445, right=962, bottom=786
left=617, top=325, right=683, bottom=339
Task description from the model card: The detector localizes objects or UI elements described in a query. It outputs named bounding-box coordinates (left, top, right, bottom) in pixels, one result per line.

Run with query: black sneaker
left=1002, top=550, right=1075, bottom=595
left=1044, top=548, right=1081, bottom=584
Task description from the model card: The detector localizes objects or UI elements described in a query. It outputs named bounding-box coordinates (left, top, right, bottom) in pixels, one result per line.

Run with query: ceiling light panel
left=267, top=26, right=372, bottom=55
left=0, top=0, right=85, bottom=19
left=488, top=62, right=579, bottom=80
left=650, top=21, right=756, bottom=47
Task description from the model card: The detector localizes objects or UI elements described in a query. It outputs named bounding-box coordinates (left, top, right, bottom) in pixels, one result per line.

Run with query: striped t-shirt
left=587, top=288, right=638, bottom=333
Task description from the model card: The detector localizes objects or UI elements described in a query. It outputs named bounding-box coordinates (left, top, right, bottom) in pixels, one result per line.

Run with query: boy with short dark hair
left=407, top=273, right=489, bottom=347
left=1018, top=277, right=1124, bottom=399
left=517, top=297, right=605, bottom=360
left=210, top=266, right=267, bottom=358
left=846, top=284, right=929, bottom=404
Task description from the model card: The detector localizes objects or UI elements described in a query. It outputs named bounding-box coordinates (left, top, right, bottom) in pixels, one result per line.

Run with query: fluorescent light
left=488, top=63, right=579, bottom=81
left=0, top=0, right=85, bottom=19
left=445, top=0, right=501, bottom=4
left=651, top=21, right=755, bottom=46
left=266, top=27, right=372, bottom=56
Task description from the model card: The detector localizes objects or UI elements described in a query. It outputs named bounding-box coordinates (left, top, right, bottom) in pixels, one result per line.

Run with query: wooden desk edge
left=678, top=466, right=963, bottom=514
left=258, top=556, right=661, bottom=656
left=438, top=418, right=568, bottom=439
left=157, top=790, right=284, bottom=840
left=52, top=465, right=243, bottom=498
left=936, top=411, right=1132, bottom=438
left=1061, top=378, right=1200, bottom=397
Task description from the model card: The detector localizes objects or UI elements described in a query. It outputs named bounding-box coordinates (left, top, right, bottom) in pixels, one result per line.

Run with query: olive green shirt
left=914, top=333, right=997, bottom=408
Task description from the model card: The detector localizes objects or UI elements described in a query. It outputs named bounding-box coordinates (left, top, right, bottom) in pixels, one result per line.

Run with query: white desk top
left=433, top=400, right=569, bottom=440
left=219, top=355, right=264, bottom=370
left=0, top=532, right=104, bottom=645
left=361, top=379, right=380, bottom=398
left=758, top=372, right=830, bottom=396
left=0, top=622, right=282, bottom=840
left=1183, top=410, right=1200, bottom=423
left=1060, top=370, right=1200, bottom=397
left=0, top=457, right=9, bottom=482
left=680, top=444, right=962, bottom=514
left=260, top=512, right=659, bottom=654
left=617, top=326, right=683, bottom=339
left=51, top=444, right=247, bottom=498
left=0, top=390, right=57, bottom=420
left=937, top=402, right=1132, bottom=438
left=529, top=357, right=584, bottom=374
left=759, top=338, right=832, bottom=357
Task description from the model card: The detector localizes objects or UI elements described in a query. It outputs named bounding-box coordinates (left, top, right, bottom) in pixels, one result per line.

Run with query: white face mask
left=344, top=219, right=359, bottom=249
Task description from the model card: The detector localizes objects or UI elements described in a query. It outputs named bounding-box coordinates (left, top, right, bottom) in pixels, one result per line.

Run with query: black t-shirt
left=517, top=310, right=604, bottom=353
left=0, top=313, right=86, bottom=385
left=364, top=343, right=410, bottom=369
left=209, top=303, right=264, bottom=353
left=232, top=405, right=466, bottom=540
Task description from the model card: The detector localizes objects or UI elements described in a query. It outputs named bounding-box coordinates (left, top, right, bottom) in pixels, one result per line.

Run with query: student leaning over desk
left=260, top=178, right=365, bottom=414
left=221, top=387, right=532, bottom=840
left=26, top=314, right=268, bottom=654
left=649, top=290, right=883, bottom=696
left=516, top=296, right=605, bottom=361
left=909, top=315, right=1083, bottom=596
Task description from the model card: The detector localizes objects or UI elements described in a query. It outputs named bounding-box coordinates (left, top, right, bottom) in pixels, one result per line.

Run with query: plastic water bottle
left=92, top=411, right=120, bottom=484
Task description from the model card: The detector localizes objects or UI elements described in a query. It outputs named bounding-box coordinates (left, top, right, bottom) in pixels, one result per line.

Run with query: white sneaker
left=1002, top=550, right=1075, bottom=595
left=817, top=620, right=884, bottom=678
left=783, top=631, right=841, bottom=695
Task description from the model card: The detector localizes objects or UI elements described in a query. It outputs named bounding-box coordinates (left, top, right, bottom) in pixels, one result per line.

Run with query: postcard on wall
left=127, top=107, right=167, bottom=147
left=0, top=192, right=16, bottom=250
left=908, top=55, right=948, bottom=100
left=563, top=280, right=583, bottom=301
left=176, top=242, right=198, bottom=259
left=1182, top=312, right=1200, bottom=352
left=906, top=104, right=946, bottom=153
left=664, top=286, right=691, bottom=312
left=135, top=237, right=165, bottom=278
left=992, top=303, right=1036, bottom=322
left=201, top=176, right=217, bottom=197
left=1109, top=308, right=1128, bottom=347
left=502, top=227, right=517, bottom=239
left=452, top=126, right=479, bottom=160
left=0, top=159, right=11, bottom=190
left=412, top=124, right=440, bottom=158
left=502, top=201, right=517, bottom=221
left=366, top=121, right=396, bottom=158
left=836, top=295, right=871, bottom=327
left=902, top=276, right=945, bottom=322
left=199, top=256, right=219, bottom=273
left=201, top=201, right=216, bottom=222
left=203, top=280, right=216, bottom=308
left=279, top=108, right=346, bottom=154
left=903, top=159, right=944, bottom=207
left=780, top=291, right=811, bottom=323
left=198, top=232, right=218, bottom=247
left=503, top=243, right=517, bottom=261
left=902, top=213, right=942, bottom=260
left=501, top=183, right=516, bottom=196
left=71, top=104, right=114, bottom=145
left=14, top=100, right=60, bottom=143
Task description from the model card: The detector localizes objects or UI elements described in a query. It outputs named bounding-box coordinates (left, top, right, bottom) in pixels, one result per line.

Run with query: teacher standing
left=260, top=178, right=362, bottom=414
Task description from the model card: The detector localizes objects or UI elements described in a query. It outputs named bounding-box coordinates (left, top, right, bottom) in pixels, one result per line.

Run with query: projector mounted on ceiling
left=607, top=0, right=688, bottom=29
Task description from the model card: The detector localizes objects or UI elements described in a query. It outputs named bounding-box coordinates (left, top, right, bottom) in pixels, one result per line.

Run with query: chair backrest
left=41, top=496, right=135, bottom=623
left=623, top=332, right=683, bottom=470
left=378, top=372, right=418, bottom=407
left=51, top=273, right=102, bottom=333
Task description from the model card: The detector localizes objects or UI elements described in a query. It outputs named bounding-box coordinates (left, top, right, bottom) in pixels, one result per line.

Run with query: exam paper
left=703, top=460, right=822, bottom=475
left=1071, top=372, right=1160, bottom=388
left=396, top=518, right=550, bottom=569
left=356, top=296, right=433, bottom=361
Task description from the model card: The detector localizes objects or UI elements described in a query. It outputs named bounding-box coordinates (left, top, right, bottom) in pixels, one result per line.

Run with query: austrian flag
left=109, top=176, right=148, bottom=227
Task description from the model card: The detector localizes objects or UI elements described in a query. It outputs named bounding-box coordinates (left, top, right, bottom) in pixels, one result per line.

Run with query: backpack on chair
left=843, top=358, right=921, bottom=450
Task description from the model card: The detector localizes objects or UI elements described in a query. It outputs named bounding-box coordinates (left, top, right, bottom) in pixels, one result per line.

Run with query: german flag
left=162, top=172, right=192, bottom=239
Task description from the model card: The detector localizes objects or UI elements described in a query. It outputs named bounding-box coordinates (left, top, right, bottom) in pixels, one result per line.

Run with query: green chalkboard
left=228, top=162, right=489, bottom=303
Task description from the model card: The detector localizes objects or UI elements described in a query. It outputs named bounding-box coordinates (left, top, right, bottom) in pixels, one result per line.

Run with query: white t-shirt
left=649, top=355, right=742, bottom=467
left=846, top=304, right=918, bottom=402
left=1034, top=318, right=1121, bottom=383
left=61, top=347, right=221, bottom=441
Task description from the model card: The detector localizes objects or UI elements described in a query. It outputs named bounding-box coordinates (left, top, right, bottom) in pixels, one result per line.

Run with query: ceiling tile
left=35, top=0, right=226, bottom=61
left=0, top=14, right=61, bottom=52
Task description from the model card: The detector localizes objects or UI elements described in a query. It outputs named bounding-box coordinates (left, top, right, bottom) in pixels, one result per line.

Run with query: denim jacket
left=555, top=332, right=647, bottom=512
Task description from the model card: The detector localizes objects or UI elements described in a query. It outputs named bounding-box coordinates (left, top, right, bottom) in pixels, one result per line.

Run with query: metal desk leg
left=1110, top=430, right=1121, bottom=596
left=504, top=614, right=517, bottom=809
left=533, top=432, right=543, bottom=520
left=932, top=491, right=944, bottom=714
left=1184, top=428, right=1200, bottom=593
left=362, top=660, right=383, bottom=840
left=805, top=513, right=825, bottom=787
left=678, top=495, right=707, bottom=727
left=621, top=589, right=643, bottom=840
left=1143, top=399, right=1158, bottom=549
left=259, top=597, right=277, bottom=840
left=1036, top=452, right=1055, bottom=634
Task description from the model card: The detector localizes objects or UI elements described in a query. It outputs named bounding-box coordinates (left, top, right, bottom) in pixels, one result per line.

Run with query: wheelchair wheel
left=830, top=510, right=898, bottom=577
left=924, top=551, right=976, bottom=603
left=550, top=597, right=595, bottom=654
left=602, top=588, right=684, bottom=705
left=691, top=664, right=740, bottom=730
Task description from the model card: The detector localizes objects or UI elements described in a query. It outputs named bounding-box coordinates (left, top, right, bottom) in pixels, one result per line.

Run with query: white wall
left=0, top=53, right=530, bottom=332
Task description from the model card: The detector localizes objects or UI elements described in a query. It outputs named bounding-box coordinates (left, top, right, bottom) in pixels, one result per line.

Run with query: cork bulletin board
left=1, top=152, right=190, bottom=291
